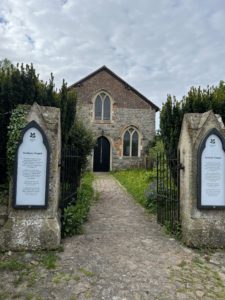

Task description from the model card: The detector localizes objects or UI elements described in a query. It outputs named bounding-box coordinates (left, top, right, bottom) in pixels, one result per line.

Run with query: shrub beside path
left=1, top=173, right=225, bottom=299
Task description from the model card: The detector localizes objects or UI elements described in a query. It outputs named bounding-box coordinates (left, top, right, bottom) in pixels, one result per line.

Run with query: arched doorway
left=93, top=136, right=110, bottom=172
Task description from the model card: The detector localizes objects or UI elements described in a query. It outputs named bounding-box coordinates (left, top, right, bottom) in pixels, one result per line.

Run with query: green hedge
left=63, top=172, right=94, bottom=236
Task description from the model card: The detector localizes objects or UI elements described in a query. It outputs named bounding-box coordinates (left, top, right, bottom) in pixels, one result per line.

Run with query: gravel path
left=1, top=173, right=225, bottom=300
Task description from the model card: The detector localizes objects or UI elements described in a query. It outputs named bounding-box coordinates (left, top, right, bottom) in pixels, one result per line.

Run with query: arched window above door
left=123, top=127, right=140, bottom=157
left=94, top=92, right=111, bottom=121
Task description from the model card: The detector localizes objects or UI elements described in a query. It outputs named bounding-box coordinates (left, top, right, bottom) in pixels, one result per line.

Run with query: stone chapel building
left=69, top=66, right=159, bottom=171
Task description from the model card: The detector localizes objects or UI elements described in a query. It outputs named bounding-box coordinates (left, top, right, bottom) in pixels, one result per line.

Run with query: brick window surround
left=123, top=127, right=140, bottom=157
left=94, top=91, right=112, bottom=121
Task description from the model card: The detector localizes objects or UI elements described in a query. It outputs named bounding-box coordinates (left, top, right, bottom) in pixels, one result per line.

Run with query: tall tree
left=0, top=60, right=76, bottom=183
left=160, top=82, right=225, bottom=164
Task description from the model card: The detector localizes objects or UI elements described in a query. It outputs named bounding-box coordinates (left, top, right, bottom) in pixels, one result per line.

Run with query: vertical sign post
left=13, top=121, right=50, bottom=209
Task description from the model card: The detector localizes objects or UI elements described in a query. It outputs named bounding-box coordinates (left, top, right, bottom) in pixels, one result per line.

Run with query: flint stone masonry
left=178, top=111, right=225, bottom=248
left=0, top=103, right=61, bottom=251
left=70, top=66, right=158, bottom=170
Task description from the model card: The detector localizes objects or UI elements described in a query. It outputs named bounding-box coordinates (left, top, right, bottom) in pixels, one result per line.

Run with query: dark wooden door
left=93, top=137, right=110, bottom=172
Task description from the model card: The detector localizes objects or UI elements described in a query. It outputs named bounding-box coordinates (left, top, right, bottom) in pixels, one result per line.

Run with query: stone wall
left=178, top=111, right=225, bottom=247
left=0, top=103, right=61, bottom=251
left=73, top=68, right=156, bottom=170
left=77, top=104, right=155, bottom=170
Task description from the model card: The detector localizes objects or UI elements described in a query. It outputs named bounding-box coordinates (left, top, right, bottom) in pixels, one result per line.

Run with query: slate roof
left=69, top=65, right=160, bottom=111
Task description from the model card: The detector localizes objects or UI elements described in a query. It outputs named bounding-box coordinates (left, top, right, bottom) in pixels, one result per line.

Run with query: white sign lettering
left=201, top=134, right=225, bottom=206
left=15, top=126, right=48, bottom=206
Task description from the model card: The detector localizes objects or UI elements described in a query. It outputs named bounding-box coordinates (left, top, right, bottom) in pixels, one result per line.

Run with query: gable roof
left=68, top=66, right=159, bottom=111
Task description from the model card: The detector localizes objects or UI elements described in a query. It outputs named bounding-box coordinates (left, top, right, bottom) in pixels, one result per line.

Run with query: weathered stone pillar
left=178, top=111, right=225, bottom=247
left=3, top=103, right=61, bottom=250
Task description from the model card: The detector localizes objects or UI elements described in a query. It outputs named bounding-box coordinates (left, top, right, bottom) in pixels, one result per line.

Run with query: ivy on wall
left=7, top=105, right=30, bottom=175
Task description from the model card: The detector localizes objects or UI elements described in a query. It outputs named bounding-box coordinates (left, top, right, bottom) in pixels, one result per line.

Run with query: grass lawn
left=112, top=168, right=157, bottom=213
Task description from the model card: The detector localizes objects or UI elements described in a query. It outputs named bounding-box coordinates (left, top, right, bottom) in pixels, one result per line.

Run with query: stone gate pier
left=179, top=111, right=225, bottom=248
left=0, top=103, right=61, bottom=250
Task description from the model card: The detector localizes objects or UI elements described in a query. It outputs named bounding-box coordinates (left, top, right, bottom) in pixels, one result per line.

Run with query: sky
left=1, top=0, right=225, bottom=128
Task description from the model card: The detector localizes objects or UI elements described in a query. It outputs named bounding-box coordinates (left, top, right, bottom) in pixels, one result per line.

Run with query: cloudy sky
left=0, top=0, right=225, bottom=126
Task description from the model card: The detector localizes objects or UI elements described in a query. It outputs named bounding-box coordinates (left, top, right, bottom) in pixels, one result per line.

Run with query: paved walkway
left=1, top=173, right=225, bottom=299
left=60, top=174, right=214, bottom=299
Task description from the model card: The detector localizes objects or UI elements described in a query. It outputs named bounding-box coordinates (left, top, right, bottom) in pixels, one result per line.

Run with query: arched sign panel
left=198, top=129, right=225, bottom=209
left=13, top=121, right=50, bottom=209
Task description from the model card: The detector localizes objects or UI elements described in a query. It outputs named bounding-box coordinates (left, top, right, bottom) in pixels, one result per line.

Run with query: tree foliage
left=0, top=59, right=77, bottom=183
left=160, top=81, right=225, bottom=161
left=68, top=120, right=95, bottom=170
left=59, top=80, right=77, bottom=147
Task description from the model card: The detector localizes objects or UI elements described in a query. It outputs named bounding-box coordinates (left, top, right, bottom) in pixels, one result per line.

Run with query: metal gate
left=60, top=147, right=80, bottom=210
left=156, top=153, right=181, bottom=234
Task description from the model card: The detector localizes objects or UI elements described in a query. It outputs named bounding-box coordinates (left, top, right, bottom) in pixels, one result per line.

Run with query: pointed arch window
left=94, top=92, right=111, bottom=121
left=123, top=127, right=140, bottom=157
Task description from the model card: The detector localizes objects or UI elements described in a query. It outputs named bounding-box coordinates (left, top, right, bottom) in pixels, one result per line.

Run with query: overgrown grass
left=63, top=172, right=95, bottom=236
left=0, top=258, right=27, bottom=271
left=112, top=169, right=157, bottom=213
left=40, top=252, right=58, bottom=269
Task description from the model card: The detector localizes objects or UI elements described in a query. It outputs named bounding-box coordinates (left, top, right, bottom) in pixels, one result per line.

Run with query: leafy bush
left=7, top=105, right=30, bottom=175
left=148, top=136, right=164, bottom=163
left=68, top=120, right=95, bottom=170
left=145, top=180, right=157, bottom=213
left=60, top=81, right=76, bottom=147
left=63, top=172, right=94, bottom=236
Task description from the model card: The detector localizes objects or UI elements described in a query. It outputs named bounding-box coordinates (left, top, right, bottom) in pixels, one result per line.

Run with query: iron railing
left=144, top=156, right=154, bottom=170
left=156, top=153, right=180, bottom=234
left=60, top=147, right=81, bottom=210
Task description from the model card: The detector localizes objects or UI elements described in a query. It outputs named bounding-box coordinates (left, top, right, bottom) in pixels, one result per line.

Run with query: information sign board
left=13, top=121, right=50, bottom=208
left=198, top=129, right=225, bottom=209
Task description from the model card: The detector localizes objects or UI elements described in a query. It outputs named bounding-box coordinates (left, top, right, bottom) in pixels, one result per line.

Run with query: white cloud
left=0, top=0, right=225, bottom=129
